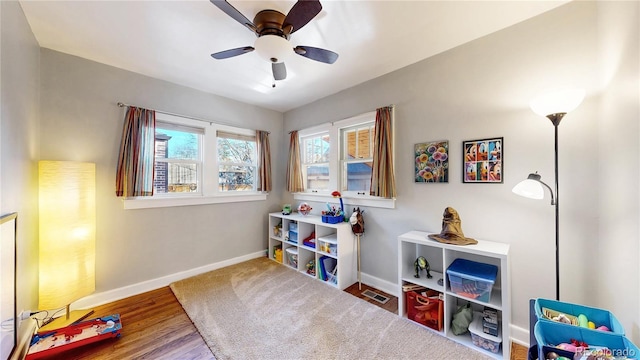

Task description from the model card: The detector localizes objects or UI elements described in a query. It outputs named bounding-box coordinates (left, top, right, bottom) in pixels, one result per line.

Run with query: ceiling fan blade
left=283, top=0, right=322, bottom=34
left=210, top=0, right=257, bottom=33
left=272, top=62, right=287, bottom=80
left=294, top=46, right=338, bottom=64
left=211, top=46, right=254, bottom=60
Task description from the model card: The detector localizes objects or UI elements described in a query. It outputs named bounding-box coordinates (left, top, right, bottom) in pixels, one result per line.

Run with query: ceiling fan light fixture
left=254, top=34, right=292, bottom=63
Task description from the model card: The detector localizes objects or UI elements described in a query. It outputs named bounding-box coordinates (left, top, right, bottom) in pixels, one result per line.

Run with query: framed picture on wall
left=463, top=137, right=503, bottom=183
left=415, top=140, right=449, bottom=183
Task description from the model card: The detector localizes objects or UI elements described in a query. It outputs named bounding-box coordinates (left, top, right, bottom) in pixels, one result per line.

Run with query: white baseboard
left=359, top=271, right=401, bottom=298
left=510, top=323, right=530, bottom=348
left=72, top=250, right=266, bottom=310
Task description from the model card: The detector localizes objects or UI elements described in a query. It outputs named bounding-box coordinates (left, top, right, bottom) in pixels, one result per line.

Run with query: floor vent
left=361, top=289, right=389, bottom=304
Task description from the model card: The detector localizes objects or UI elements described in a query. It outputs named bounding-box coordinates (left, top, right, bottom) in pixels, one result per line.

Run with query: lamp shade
left=512, top=178, right=544, bottom=200
left=530, top=88, right=586, bottom=117
left=254, top=34, right=292, bottom=63
left=38, top=161, right=96, bottom=310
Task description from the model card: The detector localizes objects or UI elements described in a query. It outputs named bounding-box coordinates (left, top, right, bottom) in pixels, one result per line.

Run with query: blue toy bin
left=534, top=298, right=625, bottom=335
left=534, top=320, right=639, bottom=360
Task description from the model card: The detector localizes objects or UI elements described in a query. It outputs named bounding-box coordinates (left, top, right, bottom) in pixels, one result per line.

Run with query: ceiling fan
left=210, top=0, right=338, bottom=81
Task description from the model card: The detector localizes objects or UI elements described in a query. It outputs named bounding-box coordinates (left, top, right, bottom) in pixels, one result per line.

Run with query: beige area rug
left=170, top=257, right=491, bottom=360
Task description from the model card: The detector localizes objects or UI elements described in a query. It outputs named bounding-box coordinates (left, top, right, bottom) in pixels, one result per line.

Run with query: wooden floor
left=34, top=284, right=528, bottom=360
left=35, top=287, right=214, bottom=360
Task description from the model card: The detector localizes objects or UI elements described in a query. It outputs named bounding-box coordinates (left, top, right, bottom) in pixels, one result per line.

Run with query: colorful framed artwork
left=463, top=137, right=503, bottom=183
left=415, top=141, right=449, bottom=183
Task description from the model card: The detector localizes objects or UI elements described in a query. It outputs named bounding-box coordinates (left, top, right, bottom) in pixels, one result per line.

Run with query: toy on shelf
left=273, top=221, right=282, bottom=237
left=306, top=259, right=316, bottom=276
left=26, top=314, right=122, bottom=360
left=302, top=231, right=316, bottom=248
left=298, top=203, right=312, bottom=215
left=282, top=204, right=292, bottom=215
left=331, top=191, right=345, bottom=220
left=414, top=256, right=433, bottom=279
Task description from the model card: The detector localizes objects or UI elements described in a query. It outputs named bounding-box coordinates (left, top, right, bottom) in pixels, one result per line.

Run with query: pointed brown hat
left=428, top=207, right=478, bottom=246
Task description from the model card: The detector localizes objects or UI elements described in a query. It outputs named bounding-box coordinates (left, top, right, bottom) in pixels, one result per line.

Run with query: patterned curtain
left=370, top=106, right=397, bottom=198
left=286, top=131, right=304, bottom=192
left=256, top=130, right=272, bottom=192
left=115, top=106, right=156, bottom=197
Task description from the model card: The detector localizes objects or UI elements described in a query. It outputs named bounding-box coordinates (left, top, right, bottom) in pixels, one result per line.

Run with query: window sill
left=123, top=193, right=267, bottom=209
left=293, top=193, right=395, bottom=209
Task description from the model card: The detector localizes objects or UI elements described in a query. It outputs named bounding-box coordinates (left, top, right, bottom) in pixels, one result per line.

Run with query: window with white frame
left=154, top=121, right=203, bottom=195
left=217, top=131, right=257, bottom=192
left=340, top=123, right=374, bottom=195
left=124, top=113, right=265, bottom=209
left=301, top=132, right=331, bottom=192
left=295, top=111, right=394, bottom=208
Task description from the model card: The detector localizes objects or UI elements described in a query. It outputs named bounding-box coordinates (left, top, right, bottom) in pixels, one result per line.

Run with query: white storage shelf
left=268, top=212, right=356, bottom=290
left=398, top=230, right=510, bottom=360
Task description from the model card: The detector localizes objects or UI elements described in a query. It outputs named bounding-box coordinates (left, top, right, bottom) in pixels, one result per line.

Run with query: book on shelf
left=319, top=255, right=337, bottom=282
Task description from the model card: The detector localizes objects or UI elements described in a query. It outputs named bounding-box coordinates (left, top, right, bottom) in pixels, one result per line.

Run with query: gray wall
left=1, top=0, right=41, bottom=316
left=4, top=0, right=639, bottom=347
left=596, top=1, right=640, bottom=342
left=38, top=49, right=285, bottom=294
left=285, top=0, right=640, bottom=340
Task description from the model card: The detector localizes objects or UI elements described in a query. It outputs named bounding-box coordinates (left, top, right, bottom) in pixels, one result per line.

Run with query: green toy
left=414, top=256, right=433, bottom=279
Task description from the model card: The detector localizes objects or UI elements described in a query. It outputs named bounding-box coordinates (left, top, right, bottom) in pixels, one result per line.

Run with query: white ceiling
left=19, top=0, right=568, bottom=112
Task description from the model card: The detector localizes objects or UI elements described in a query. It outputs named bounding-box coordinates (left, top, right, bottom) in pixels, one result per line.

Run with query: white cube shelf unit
left=398, top=230, right=511, bottom=359
left=268, top=212, right=356, bottom=290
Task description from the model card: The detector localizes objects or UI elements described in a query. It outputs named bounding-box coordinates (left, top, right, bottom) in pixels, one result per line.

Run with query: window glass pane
left=302, top=135, right=330, bottom=164
left=155, top=129, right=199, bottom=160
left=305, top=165, right=329, bottom=190
left=219, top=165, right=255, bottom=191
left=345, top=161, right=372, bottom=192
left=357, top=127, right=372, bottom=159
left=345, top=130, right=356, bottom=159
left=217, top=137, right=256, bottom=164
left=154, top=163, right=198, bottom=194
left=320, top=134, right=330, bottom=162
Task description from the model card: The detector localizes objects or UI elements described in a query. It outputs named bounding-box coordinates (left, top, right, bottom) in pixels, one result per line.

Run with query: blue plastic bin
left=446, top=258, right=498, bottom=303
left=534, top=298, right=625, bottom=335
left=534, top=320, right=639, bottom=360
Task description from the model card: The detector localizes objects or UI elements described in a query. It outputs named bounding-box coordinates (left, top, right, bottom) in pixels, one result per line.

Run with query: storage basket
left=318, top=234, right=338, bottom=256
left=405, top=290, right=443, bottom=331
left=534, top=298, right=625, bottom=335
left=534, top=319, right=639, bottom=360
left=322, top=215, right=343, bottom=224
left=285, top=248, right=298, bottom=268
left=446, top=258, right=497, bottom=303
left=469, top=312, right=502, bottom=354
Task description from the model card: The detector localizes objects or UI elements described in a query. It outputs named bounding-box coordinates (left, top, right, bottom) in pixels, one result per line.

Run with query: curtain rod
left=117, top=102, right=269, bottom=134
left=288, top=104, right=395, bottom=133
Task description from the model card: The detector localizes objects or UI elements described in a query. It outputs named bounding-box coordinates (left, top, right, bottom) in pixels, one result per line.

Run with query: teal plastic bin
left=534, top=298, right=625, bottom=335
left=534, top=320, right=639, bottom=360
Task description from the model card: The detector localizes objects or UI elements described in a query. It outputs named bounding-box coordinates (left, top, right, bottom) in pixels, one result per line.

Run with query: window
left=301, top=132, right=330, bottom=192
left=154, top=122, right=202, bottom=194
left=124, top=113, right=265, bottom=209
left=341, top=123, right=374, bottom=194
left=217, top=131, right=257, bottom=192
left=294, top=111, right=394, bottom=209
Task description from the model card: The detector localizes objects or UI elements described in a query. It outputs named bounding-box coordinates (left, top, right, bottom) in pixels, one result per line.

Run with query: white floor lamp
left=512, top=88, right=585, bottom=301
